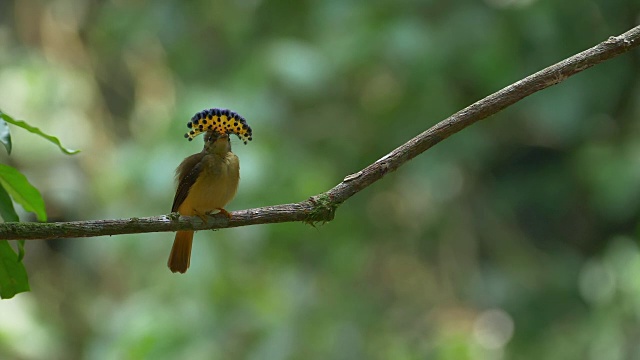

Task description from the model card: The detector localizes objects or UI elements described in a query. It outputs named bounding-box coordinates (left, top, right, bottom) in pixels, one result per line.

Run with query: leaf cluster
left=0, top=111, right=77, bottom=298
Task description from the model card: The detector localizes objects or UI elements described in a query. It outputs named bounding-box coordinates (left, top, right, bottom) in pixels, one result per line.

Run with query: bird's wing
left=172, top=160, right=203, bottom=212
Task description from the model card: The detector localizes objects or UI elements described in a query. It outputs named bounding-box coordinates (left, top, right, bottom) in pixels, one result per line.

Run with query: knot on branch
left=305, top=194, right=338, bottom=226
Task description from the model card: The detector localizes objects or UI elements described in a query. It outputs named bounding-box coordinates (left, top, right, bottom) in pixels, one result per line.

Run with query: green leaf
left=0, top=111, right=79, bottom=155
left=0, top=183, right=19, bottom=222
left=0, top=164, right=47, bottom=222
left=17, top=240, right=25, bottom=262
left=0, top=120, right=11, bottom=155
left=0, top=240, right=30, bottom=299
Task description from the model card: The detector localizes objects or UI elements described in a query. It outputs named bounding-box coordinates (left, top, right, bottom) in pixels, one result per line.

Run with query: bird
left=168, top=108, right=252, bottom=273
left=168, top=131, right=240, bottom=273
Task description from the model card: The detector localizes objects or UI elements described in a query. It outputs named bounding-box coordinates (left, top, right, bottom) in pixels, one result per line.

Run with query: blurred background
left=1, top=0, right=639, bottom=359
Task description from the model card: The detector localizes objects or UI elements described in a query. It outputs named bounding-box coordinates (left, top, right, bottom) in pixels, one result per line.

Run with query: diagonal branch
left=2, top=26, right=640, bottom=241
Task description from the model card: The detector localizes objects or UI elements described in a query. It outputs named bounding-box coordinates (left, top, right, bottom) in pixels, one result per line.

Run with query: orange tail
left=168, top=230, right=194, bottom=273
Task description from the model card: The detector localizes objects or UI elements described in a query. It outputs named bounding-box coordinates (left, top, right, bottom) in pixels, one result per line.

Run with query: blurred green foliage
left=1, top=0, right=640, bottom=358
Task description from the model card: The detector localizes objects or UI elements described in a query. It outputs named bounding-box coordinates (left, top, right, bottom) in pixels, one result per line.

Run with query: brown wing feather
left=172, top=153, right=205, bottom=212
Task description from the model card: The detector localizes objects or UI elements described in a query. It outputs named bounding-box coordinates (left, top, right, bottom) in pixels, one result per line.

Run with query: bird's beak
left=204, top=131, right=229, bottom=143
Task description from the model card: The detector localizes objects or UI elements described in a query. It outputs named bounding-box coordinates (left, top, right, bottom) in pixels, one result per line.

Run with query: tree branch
left=3, top=26, right=640, bottom=241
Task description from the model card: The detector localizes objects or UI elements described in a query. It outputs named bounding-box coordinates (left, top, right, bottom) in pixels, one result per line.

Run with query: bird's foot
left=207, top=208, right=232, bottom=219
left=193, top=210, right=210, bottom=223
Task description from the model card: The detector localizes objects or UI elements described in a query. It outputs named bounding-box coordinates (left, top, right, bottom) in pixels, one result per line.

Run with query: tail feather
left=168, top=230, right=194, bottom=273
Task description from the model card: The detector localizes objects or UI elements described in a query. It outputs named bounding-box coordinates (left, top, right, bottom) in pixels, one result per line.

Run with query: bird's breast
left=178, top=153, right=240, bottom=215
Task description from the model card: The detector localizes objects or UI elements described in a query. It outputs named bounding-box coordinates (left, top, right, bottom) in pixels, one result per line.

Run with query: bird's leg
left=193, top=209, right=210, bottom=223
left=206, top=208, right=232, bottom=219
